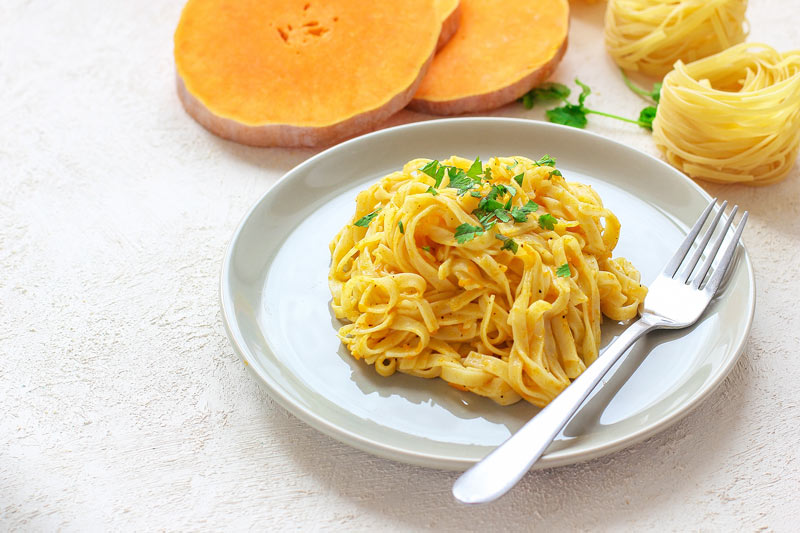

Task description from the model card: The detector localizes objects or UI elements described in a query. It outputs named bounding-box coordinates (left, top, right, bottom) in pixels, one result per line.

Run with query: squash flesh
left=175, top=0, right=440, bottom=128
left=413, top=0, right=569, bottom=111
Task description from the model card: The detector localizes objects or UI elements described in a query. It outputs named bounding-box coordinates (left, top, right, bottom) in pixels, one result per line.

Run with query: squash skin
left=436, top=0, right=461, bottom=51
left=410, top=38, right=568, bottom=115
left=176, top=53, right=434, bottom=148
left=411, top=0, right=570, bottom=115
left=174, top=0, right=440, bottom=148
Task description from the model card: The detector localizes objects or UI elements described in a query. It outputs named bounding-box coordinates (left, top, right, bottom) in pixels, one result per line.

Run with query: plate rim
left=219, top=117, right=756, bottom=470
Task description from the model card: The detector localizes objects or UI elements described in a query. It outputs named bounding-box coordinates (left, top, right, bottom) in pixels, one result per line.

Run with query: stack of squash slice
left=174, top=0, right=569, bottom=147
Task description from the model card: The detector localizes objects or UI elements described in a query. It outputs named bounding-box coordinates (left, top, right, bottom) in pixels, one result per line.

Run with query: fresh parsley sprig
left=520, top=79, right=654, bottom=131
left=621, top=69, right=662, bottom=104
left=519, top=82, right=571, bottom=109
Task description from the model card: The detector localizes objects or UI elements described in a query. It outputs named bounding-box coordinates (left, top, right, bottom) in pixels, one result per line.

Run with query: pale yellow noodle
left=329, top=156, right=647, bottom=407
left=653, top=43, right=800, bottom=185
left=604, top=0, right=748, bottom=77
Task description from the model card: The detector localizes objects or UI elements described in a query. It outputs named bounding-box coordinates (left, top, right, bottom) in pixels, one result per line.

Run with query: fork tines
left=664, top=198, right=748, bottom=295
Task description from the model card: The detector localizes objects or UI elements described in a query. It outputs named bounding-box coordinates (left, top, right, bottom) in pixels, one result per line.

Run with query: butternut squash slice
left=411, top=0, right=570, bottom=115
left=435, top=0, right=461, bottom=50
left=174, top=0, right=441, bottom=147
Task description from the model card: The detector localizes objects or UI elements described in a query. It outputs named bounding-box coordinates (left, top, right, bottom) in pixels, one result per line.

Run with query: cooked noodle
left=653, top=43, right=800, bottom=185
left=328, top=156, right=646, bottom=406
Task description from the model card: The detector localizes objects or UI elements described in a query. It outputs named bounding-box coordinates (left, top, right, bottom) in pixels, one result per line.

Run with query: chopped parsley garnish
left=478, top=196, right=505, bottom=213
left=510, top=200, right=539, bottom=222
left=470, top=190, right=482, bottom=198
left=556, top=263, right=571, bottom=277
left=454, top=223, right=485, bottom=244
left=538, top=213, right=558, bottom=230
left=466, top=157, right=483, bottom=179
left=426, top=186, right=439, bottom=196
left=449, top=171, right=479, bottom=195
left=495, top=234, right=519, bottom=254
left=535, top=154, right=557, bottom=167
left=354, top=209, right=380, bottom=227
left=494, top=209, right=512, bottom=223
left=422, top=246, right=431, bottom=253
left=513, top=173, right=525, bottom=187
left=420, top=160, right=446, bottom=188
left=550, top=169, right=562, bottom=178
left=398, top=220, right=404, bottom=234
left=420, top=160, right=438, bottom=176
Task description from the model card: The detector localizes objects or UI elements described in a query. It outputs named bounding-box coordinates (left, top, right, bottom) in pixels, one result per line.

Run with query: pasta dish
left=328, top=155, right=647, bottom=407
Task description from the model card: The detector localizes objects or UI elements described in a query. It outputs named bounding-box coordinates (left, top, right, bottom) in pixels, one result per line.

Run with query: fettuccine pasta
left=328, top=156, right=646, bottom=407
left=604, top=0, right=748, bottom=77
left=653, top=43, right=800, bottom=185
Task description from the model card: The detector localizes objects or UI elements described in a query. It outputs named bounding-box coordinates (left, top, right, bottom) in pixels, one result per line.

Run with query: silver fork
left=453, top=199, right=748, bottom=505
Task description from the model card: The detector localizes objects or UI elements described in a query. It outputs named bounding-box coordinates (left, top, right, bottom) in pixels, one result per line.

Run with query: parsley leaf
left=477, top=212, right=497, bottom=230
left=454, top=223, right=485, bottom=244
left=420, top=160, right=439, bottom=178
left=354, top=209, right=381, bottom=227
left=495, top=234, right=519, bottom=254
left=422, top=246, right=431, bottom=253
left=479, top=197, right=505, bottom=212
left=547, top=105, right=588, bottom=128
left=638, top=106, right=657, bottom=131
left=535, top=155, right=557, bottom=167
left=504, top=197, right=512, bottom=211
left=470, top=190, right=482, bottom=198
left=426, top=186, right=439, bottom=196
left=538, top=213, right=558, bottom=230
left=421, top=160, right=447, bottom=188
left=511, top=200, right=539, bottom=222
left=398, top=220, right=404, bottom=234
left=493, top=209, right=512, bottom=223
left=556, top=263, right=571, bottom=277
left=466, top=157, right=483, bottom=179
left=435, top=166, right=445, bottom=186
left=485, top=184, right=507, bottom=201
left=549, top=169, right=562, bottom=178
left=505, top=159, right=520, bottom=170
left=546, top=78, right=655, bottom=130
left=449, top=172, right=478, bottom=195
left=513, top=173, right=525, bottom=186
left=518, top=82, right=571, bottom=109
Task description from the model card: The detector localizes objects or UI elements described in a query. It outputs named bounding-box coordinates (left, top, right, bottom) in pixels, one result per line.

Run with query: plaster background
left=1, top=0, right=798, bottom=530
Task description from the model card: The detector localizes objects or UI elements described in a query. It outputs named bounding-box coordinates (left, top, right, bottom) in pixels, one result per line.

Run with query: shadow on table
left=264, top=339, right=753, bottom=529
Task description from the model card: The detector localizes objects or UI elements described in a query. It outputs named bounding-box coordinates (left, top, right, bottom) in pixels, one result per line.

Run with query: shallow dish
left=220, top=118, right=755, bottom=470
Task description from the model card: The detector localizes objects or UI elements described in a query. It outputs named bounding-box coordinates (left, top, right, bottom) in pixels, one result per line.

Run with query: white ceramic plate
left=220, top=118, right=755, bottom=470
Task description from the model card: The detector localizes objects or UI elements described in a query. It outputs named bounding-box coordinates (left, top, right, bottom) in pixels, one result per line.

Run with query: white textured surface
left=1, top=0, right=799, bottom=530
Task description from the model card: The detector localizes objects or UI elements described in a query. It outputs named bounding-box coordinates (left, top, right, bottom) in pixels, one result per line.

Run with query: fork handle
left=452, top=318, right=657, bottom=504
